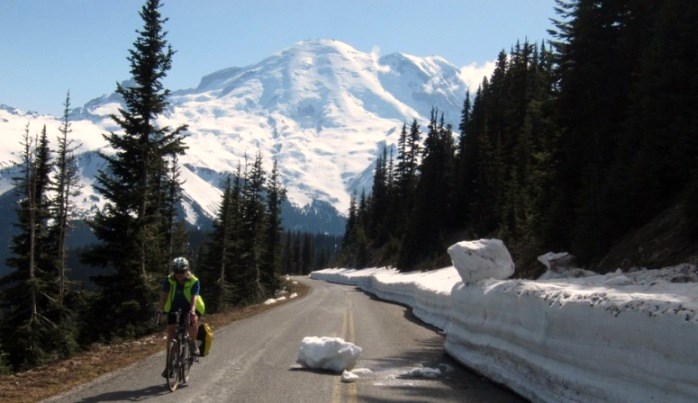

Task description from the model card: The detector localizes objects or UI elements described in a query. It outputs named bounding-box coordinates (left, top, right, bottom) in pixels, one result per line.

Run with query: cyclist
left=159, top=257, right=205, bottom=359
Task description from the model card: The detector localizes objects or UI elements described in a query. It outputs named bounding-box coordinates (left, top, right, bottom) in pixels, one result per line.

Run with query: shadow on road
left=288, top=366, right=344, bottom=376
left=73, top=383, right=175, bottom=402
left=360, top=344, right=527, bottom=403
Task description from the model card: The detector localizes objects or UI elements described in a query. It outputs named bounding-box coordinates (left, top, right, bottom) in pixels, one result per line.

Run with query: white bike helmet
left=172, top=257, right=189, bottom=273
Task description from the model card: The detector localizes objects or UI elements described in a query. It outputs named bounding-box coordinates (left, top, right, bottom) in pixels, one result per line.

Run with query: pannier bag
left=197, top=323, right=213, bottom=357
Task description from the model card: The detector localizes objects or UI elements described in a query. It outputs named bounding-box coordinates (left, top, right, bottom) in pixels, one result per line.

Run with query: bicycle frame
left=164, top=310, right=195, bottom=391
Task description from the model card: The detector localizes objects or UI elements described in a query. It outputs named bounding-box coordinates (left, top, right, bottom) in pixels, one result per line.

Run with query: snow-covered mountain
left=0, top=40, right=468, bottom=236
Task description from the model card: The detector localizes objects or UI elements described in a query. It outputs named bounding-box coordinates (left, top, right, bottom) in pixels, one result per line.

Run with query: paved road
left=47, top=277, right=525, bottom=402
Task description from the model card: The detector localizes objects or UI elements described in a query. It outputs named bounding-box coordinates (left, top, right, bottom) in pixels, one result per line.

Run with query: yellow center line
left=331, top=293, right=358, bottom=403
left=346, top=297, right=357, bottom=403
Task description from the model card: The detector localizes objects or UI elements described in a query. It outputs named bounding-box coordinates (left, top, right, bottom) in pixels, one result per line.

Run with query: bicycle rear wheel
left=165, top=340, right=179, bottom=391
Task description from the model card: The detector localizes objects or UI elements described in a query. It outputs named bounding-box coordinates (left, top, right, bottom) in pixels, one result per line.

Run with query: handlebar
left=155, top=309, right=198, bottom=327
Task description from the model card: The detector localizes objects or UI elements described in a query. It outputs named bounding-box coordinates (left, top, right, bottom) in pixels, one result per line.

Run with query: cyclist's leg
left=188, top=312, right=199, bottom=340
left=166, top=313, right=177, bottom=346
left=162, top=313, right=177, bottom=377
left=187, top=312, right=200, bottom=355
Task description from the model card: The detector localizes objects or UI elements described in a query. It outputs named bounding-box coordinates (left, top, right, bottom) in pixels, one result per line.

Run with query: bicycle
left=162, top=309, right=197, bottom=391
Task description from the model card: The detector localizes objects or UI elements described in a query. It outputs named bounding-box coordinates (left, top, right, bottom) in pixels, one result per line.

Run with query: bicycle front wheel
left=165, top=340, right=179, bottom=391
left=180, top=341, right=191, bottom=383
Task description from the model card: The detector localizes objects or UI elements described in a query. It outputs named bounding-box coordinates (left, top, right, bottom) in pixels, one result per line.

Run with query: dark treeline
left=197, top=163, right=340, bottom=313
left=340, top=0, right=698, bottom=273
left=195, top=154, right=286, bottom=314
left=281, top=231, right=342, bottom=275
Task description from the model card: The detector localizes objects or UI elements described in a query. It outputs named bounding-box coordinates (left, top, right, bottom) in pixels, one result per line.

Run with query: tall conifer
left=48, top=93, right=81, bottom=301
left=261, top=160, right=286, bottom=292
left=84, top=0, right=187, bottom=338
left=1, top=125, right=55, bottom=369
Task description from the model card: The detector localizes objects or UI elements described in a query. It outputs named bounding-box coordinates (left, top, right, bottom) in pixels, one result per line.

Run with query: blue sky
left=1, top=0, right=556, bottom=116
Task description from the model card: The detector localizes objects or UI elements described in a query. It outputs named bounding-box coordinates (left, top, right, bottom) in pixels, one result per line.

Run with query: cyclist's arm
left=190, top=280, right=200, bottom=314
left=159, top=291, right=168, bottom=312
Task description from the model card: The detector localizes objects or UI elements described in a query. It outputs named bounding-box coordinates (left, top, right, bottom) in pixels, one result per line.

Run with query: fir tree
left=83, top=0, right=187, bottom=339
left=550, top=0, right=639, bottom=262
left=238, top=152, right=267, bottom=301
left=48, top=93, right=81, bottom=302
left=161, top=154, right=185, bottom=273
left=45, top=93, right=81, bottom=359
left=261, top=160, right=286, bottom=292
left=301, top=232, right=313, bottom=274
left=283, top=231, right=293, bottom=274
left=394, top=120, right=421, bottom=240
left=453, top=89, right=472, bottom=226
left=1, top=124, right=55, bottom=370
left=398, top=110, right=455, bottom=270
left=201, top=176, right=236, bottom=312
left=368, top=147, right=389, bottom=245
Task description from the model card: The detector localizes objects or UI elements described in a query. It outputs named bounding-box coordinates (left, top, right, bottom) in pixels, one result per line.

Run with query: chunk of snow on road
left=297, top=336, right=362, bottom=372
left=342, top=370, right=360, bottom=382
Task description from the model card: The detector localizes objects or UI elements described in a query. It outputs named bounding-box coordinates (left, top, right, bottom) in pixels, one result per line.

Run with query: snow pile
left=296, top=336, right=362, bottom=373
left=311, top=239, right=698, bottom=403
left=341, top=370, right=360, bottom=383
left=447, top=239, right=514, bottom=282
left=445, top=265, right=698, bottom=403
left=264, top=295, right=289, bottom=305
left=314, top=266, right=458, bottom=329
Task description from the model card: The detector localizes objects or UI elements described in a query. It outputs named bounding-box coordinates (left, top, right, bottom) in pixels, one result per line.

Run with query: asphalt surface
left=46, top=277, right=525, bottom=402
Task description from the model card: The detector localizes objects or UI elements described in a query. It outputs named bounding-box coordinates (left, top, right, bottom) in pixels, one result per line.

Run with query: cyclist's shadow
left=74, top=383, right=176, bottom=402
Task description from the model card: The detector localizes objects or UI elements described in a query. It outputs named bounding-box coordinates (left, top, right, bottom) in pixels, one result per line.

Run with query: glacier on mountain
left=0, top=39, right=470, bottom=233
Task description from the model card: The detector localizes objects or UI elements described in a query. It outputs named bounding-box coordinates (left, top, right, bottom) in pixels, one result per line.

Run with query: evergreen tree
left=685, top=171, right=698, bottom=236
left=1, top=124, right=55, bottom=370
left=292, top=232, right=302, bottom=274
left=261, top=160, right=286, bottom=292
left=394, top=124, right=409, bottom=186
left=604, top=0, right=698, bottom=243
left=393, top=120, right=421, bottom=241
left=201, top=176, right=236, bottom=312
left=45, top=93, right=81, bottom=358
left=161, top=154, right=185, bottom=273
left=283, top=231, right=293, bottom=274
left=453, top=89, right=472, bottom=226
left=83, top=0, right=187, bottom=339
left=398, top=110, right=455, bottom=270
left=237, top=152, right=267, bottom=301
left=550, top=0, right=640, bottom=262
left=339, top=193, right=358, bottom=265
left=48, top=93, right=81, bottom=302
left=301, top=232, right=313, bottom=274
left=368, top=147, right=389, bottom=245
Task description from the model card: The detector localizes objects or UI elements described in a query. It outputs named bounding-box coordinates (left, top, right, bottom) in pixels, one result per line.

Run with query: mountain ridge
left=0, top=39, right=469, bottom=235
